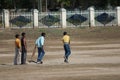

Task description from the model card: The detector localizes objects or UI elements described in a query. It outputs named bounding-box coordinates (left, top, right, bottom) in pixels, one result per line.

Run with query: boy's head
left=15, top=34, right=20, bottom=38
left=41, top=32, right=46, bottom=37
left=63, top=32, right=67, bottom=35
left=21, top=32, right=26, bottom=37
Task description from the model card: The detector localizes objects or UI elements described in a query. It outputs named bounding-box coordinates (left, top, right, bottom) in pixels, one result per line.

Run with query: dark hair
left=15, top=34, right=20, bottom=38
left=41, top=32, right=46, bottom=36
left=21, top=32, right=26, bottom=36
left=63, top=32, right=67, bottom=35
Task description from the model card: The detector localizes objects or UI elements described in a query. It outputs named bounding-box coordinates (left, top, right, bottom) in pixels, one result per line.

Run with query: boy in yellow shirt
left=14, top=34, right=21, bottom=65
left=62, top=32, right=71, bottom=63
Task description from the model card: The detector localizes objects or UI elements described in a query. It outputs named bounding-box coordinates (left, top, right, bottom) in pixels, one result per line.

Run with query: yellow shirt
left=62, top=35, right=70, bottom=43
left=15, top=38, right=21, bottom=48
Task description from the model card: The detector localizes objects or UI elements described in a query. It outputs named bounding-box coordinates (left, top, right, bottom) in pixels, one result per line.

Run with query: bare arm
left=23, top=38, right=27, bottom=51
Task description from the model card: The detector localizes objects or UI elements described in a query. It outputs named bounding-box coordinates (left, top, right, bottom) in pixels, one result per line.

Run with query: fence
left=0, top=12, right=4, bottom=28
left=38, top=12, right=61, bottom=28
left=9, top=12, right=33, bottom=28
left=95, top=10, right=117, bottom=26
left=67, top=10, right=90, bottom=27
left=1, top=7, right=120, bottom=29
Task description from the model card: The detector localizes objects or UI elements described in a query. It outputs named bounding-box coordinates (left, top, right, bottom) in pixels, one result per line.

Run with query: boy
left=62, top=32, right=71, bottom=63
left=21, top=32, right=27, bottom=64
left=14, top=34, right=21, bottom=65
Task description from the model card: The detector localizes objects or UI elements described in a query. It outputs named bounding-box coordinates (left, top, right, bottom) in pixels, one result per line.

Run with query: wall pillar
left=116, top=7, right=120, bottom=26
left=60, top=8, right=67, bottom=28
left=33, top=9, right=39, bottom=28
left=3, top=9, right=9, bottom=28
left=88, top=7, right=95, bottom=27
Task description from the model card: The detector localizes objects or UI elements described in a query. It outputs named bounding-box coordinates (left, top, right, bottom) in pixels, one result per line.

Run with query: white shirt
left=35, top=36, right=44, bottom=48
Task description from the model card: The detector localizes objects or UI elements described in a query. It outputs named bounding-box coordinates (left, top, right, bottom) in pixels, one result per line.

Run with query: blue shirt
left=35, top=36, right=44, bottom=48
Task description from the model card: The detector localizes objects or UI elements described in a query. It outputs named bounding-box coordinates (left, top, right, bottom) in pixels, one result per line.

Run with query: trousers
left=64, top=43, right=71, bottom=60
left=37, top=47, right=45, bottom=62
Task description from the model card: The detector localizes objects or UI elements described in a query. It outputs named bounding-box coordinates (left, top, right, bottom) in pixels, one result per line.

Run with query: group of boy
left=14, top=32, right=71, bottom=65
left=14, top=32, right=27, bottom=65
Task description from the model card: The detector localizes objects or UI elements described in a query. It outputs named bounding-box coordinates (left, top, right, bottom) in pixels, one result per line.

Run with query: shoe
left=36, top=61, right=41, bottom=64
left=40, top=61, right=43, bottom=64
left=64, top=59, right=68, bottom=63
left=37, top=61, right=43, bottom=64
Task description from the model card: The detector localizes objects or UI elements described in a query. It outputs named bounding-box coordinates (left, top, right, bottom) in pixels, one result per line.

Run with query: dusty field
left=0, top=27, right=120, bottom=80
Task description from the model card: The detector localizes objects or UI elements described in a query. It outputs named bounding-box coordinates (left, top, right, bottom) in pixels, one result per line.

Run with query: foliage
left=0, top=0, right=120, bottom=10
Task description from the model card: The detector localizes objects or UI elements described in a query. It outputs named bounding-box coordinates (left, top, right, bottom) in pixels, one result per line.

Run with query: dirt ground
left=0, top=27, right=120, bottom=80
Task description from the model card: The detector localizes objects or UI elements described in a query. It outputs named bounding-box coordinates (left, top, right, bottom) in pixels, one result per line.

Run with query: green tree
left=0, top=0, right=120, bottom=10
left=56, top=0, right=70, bottom=8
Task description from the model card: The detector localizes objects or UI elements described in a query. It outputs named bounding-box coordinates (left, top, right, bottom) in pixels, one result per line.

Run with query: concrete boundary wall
left=1, top=7, right=120, bottom=28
